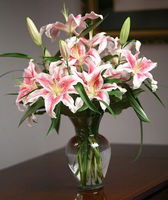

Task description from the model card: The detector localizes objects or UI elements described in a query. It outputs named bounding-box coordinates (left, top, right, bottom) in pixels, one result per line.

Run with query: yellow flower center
left=50, top=84, right=63, bottom=98
left=133, top=61, right=142, bottom=73
left=87, top=85, right=98, bottom=97
left=20, top=82, right=38, bottom=90
left=73, top=44, right=80, bottom=59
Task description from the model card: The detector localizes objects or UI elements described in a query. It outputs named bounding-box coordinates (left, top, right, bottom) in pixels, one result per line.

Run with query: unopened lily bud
left=62, top=4, right=68, bottom=21
left=26, top=17, right=42, bottom=47
left=111, top=56, right=119, bottom=65
left=59, top=40, right=70, bottom=60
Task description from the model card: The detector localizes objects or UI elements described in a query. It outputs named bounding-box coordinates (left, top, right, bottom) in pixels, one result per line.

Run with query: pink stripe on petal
left=16, top=88, right=31, bottom=104
left=68, top=87, right=78, bottom=94
left=45, top=93, right=62, bottom=118
left=59, top=76, right=77, bottom=91
left=27, top=88, right=48, bottom=104
left=89, top=72, right=103, bottom=91
left=123, top=50, right=137, bottom=68
left=36, top=73, right=53, bottom=91
left=139, top=58, right=157, bottom=73
left=85, top=59, right=96, bottom=74
left=102, top=83, right=118, bottom=91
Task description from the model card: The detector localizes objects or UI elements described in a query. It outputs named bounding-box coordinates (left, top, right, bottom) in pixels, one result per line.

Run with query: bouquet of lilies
left=0, top=8, right=161, bottom=144
left=0, top=6, right=164, bottom=188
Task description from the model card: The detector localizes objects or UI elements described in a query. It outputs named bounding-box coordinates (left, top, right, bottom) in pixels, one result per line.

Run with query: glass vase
left=65, top=113, right=111, bottom=190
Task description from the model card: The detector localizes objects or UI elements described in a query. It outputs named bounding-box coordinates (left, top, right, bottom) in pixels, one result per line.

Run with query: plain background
left=0, top=0, right=168, bottom=170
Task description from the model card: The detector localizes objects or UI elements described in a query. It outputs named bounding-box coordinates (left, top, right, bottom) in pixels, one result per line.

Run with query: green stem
left=86, top=149, right=93, bottom=182
left=77, top=148, right=84, bottom=185
left=76, top=138, right=103, bottom=186
left=66, top=60, right=71, bottom=75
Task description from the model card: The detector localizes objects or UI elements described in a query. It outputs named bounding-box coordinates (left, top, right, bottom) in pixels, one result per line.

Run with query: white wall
left=0, top=0, right=81, bottom=170
left=0, top=0, right=168, bottom=170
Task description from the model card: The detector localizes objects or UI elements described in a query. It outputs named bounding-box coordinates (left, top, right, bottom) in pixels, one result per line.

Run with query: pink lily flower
left=40, top=12, right=103, bottom=40
left=40, top=14, right=83, bottom=40
left=27, top=63, right=78, bottom=118
left=98, top=36, right=120, bottom=57
left=82, top=11, right=103, bottom=20
left=117, top=50, right=157, bottom=89
left=74, top=61, right=126, bottom=111
left=66, top=37, right=101, bottom=67
left=100, top=37, right=141, bottom=61
left=103, top=67, right=129, bottom=81
left=80, top=32, right=108, bottom=54
left=16, top=60, right=40, bottom=109
left=66, top=37, right=87, bottom=66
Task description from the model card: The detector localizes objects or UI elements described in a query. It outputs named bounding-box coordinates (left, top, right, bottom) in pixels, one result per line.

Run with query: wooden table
left=0, top=144, right=168, bottom=200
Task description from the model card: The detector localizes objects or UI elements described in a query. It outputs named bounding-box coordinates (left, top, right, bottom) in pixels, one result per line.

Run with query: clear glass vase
left=65, top=113, right=111, bottom=190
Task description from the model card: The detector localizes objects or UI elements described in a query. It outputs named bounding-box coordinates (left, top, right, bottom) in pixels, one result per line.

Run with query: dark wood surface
left=0, top=144, right=168, bottom=200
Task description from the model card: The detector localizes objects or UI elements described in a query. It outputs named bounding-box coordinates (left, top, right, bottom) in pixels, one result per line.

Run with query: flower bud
left=62, top=4, right=68, bottom=21
left=111, top=56, right=119, bottom=65
left=26, top=17, right=42, bottom=46
left=59, top=40, right=70, bottom=60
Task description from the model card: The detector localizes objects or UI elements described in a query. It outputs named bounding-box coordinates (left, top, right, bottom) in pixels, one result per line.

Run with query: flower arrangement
left=0, top=7, right=163, bottom=189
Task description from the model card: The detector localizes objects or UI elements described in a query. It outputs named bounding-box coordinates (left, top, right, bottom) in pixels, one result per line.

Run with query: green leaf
left=21, top=88, right=38, bottom=98
left=77, top=103, right=88, bottom=112
left=126, top=89, right=150, bottom=123
left=18, top=98, right=44, bottom=127
left=43, top=56, right=60, bottom=62
left=144, top=81, right=165, bottom=107
left=109, top=97, right=130, bottom=115
left=99, top=100, right=115, bottom=116
left=133, top=120, right=143, bottom=162
left=79, top=18, right=104, bottom=37
left=102, top=55, right=118, bottom=62
left=104, top=78, right=121, bottom=84
left=109, top=90, right=123, bottom=100
left=46, top=103, right=61, bottom=135
left=6, top=93, right=18, bottom=95
left=122, top=39, right=136, bottom=48
left=46, top=120, right=56, bottom=135
left=132, top=88, right=144, bottom=97
left=0, top=69, right=23, bottom=78
left=74, top=83, right=100, bottom=114
left=120, top=17, right=131, bottom=45
left=34, top=110, right=46, bottom=115
left=0, top=53, right=32, bottom=59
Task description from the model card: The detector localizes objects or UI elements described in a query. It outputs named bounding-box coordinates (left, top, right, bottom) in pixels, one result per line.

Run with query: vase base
left=78, top=183, right=103, bottom=191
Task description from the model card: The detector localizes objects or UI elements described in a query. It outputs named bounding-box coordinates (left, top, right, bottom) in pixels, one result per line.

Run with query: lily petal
left=45, top=93, right=62, bottom=118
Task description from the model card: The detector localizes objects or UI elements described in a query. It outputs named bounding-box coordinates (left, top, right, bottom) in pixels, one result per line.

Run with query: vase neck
left=69, top=114, right=103, bottom=136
